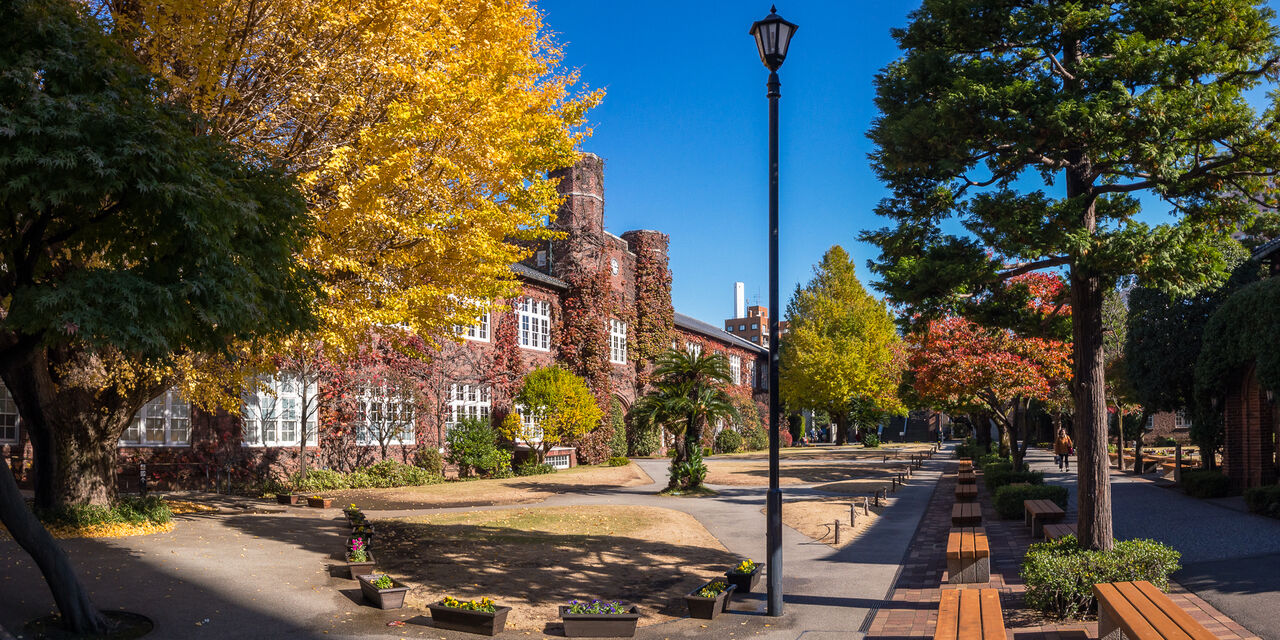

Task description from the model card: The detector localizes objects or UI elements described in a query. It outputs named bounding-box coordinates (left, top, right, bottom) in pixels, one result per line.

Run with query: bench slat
left=947, top=529, right=963, bottom=560
left=957, top=590, right=982, bottom=639
left=1095, top=583, right=1164, bottom=640
left=979, top=589, right=1005, bottom=640
left=1115, top=582, right=1192, bottom=640
left=1133, top=581, right=1218, bottom=640
left=973, top=529, right=989, bottom=557
left=935, top=590, right=960, bottom=640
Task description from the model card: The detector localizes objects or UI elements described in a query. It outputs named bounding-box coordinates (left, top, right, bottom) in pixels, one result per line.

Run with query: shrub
left=976, top=453, right=1011, bottom=471
left=292, top=468, right=347, bottom=493
left=446, top=418, right=513, bottom=478
left=670, top=447, right=709, bottom=489
left=629, top=421, right=662, bottom=457
left=715, top=428, right=743, bottom=454
left=1022, top=536, right=1181, bottom=619
left=606, top=455, right=630, bottom=467
left=1244, top=485, right=1280, bottom=518
left=985, top=467, right=1044, bottom=492
left=414, top=448, right=444, bottom=476
left=40, top=496, right=172, bottom=528
left=609, top=398, right=628, bottom=459
left=365, top=460, right=440, bottom=487
left=862, top=431, right=881, bottom=448
left=742, top=426, right=768, bottom=451
left=515, top=459, right=557, bottom=476
left=780, top=428, right=793, bottom=447
left=1181, top=469, right=1230, bottom=498
left=954, top=438, right=981, bottom=459
left=1153, top=436, right=1178, bottom=447
left=993, top=484, right=1068, bottom=519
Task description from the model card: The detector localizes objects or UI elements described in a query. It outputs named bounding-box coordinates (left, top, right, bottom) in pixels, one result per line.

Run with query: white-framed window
left=730, top=355, right=742, bottom=386
left=751, top=323, right=759, bottom=330
left=242, top=375, right=318, bottom=447
left=546, top=453, right=570, bottom=469
left=356, top=384, right=416, bottom=446
left=739, top=324, right=746, bottom=331
left=121, top=388, right=191, bottom=446
left=446, top=383, right=491, bottom=433
left=747, top=361, right=756, bottom=388
left=726, top=326, right=733, bottom=332
left=671, top=339, right=679, bottom=351
left=458, top=311, right=490, bottom=342
left=517, top=297, right=551, bottom=351
left=1175, top=410, right=1192, bottom=430
left=686, top=341, right=702, bottom=357
left=514, top=404, right=544, bottom=442
left=0, top=387, right=20, bottom=444
left=609, top=319, right=627, bottom=364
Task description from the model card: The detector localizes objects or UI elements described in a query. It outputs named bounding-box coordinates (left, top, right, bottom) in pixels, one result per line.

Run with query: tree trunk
left=996, top=420, right=1011, bottom=459
left=834, top=413, right=849, bottom=446
left=972, top=413, right=993, bottom=453
left=1010, top=398, right=1030, bottom=471
left=1070, top=265, right=1115, bottom=551
left=0, top=452, right=111, bottom=634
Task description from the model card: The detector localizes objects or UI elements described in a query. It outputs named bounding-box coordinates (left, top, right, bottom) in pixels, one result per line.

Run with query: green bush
left=414, top=448, right=444, bottom=476
left=292, top=460, right=442, bottom=491
left=292, top=468, right=347, bottom=493
left=670, top=447, right=708, bottom=489
left=715, top=428, right=744, bottom=454
left=606, top=455, right=630, bottom=467
left=976, top=453, right=1011, bottom=471
left=609, top=398, right=628, bottom=458
left=446, top=418, right=513, bottom=478
left=40, top=496, right=172, bottom=528
left=955, top=438, right=986, bottom=459
left=1153, top=436, right=1178, bottom=447
left=862, top=431, right=881, bottom=448
left=628, top=420, right=662, bottom=457
left=1022, top=536, right=1181, bottom=619
left=742, top=426, right=768, bottom=451
left=1244, top=485, right=1280, bottom=518
left=985, top=467, right=1044, bottom=492
left=1181, top=469, right=1230, bottom=498
left=515, top=459, right=557, bottom=476
left=993, top=484, right=1069, bottom=519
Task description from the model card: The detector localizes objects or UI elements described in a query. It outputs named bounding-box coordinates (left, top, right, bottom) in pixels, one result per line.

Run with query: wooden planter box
left=343, top=551, right=375, bottom=580
left=307, top=496, right=333, bottom=508
left=428, top=602, right=511, bottom=636
left=357, top=574, right=409, bottom=609
left=724, top=566, right=763, bottom=594
left=685, top=583, right=736, bottom=620
left=276, top=493, right=305, bottom=506
left=558, top=605, right=640, bottom=638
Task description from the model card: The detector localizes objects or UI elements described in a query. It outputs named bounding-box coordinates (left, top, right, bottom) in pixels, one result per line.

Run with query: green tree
left=864, top=0, right=1280, bottom=550
left=0, top=0, right=315, bottom=632
left=504, top=366, right=602, bottom=464
left=632, top=349, right=736, bottom=489
left=780, top=246, right=904, bottom=445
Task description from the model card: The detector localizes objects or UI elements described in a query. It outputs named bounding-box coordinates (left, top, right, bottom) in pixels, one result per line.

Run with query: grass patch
left=658, top=485, right=719, bottom=497
left=0, top=496, right=178, bottom=539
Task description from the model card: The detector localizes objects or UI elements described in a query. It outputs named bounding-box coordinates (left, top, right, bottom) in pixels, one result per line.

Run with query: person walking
left=1053, top=428, right=1074, bottom=472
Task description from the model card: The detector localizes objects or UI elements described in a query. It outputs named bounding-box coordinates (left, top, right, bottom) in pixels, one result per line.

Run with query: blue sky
left=539, top=1, right=1280, bottom=327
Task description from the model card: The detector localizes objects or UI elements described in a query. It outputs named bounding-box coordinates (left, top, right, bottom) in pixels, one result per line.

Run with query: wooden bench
left=946, top=527, right=991, bottom=583
left=934, top=588, right=1005, bottom=640
left=1094, top=581, right=1216, bottom=640
left=959, top=460, right=973, bottom=470
left=956, top=484, right=978, bottom=502
left=952, top=502, right=981, bottom=526
left=958, top=469, right=976, bottom=485
left=1042, top=523, right=1076, bottom=541
left=1023, top=499, right=1064, bottom=537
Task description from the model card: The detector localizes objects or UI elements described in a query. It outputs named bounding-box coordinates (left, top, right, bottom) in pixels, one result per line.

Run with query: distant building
left=723, top=303, right=789, bottom=348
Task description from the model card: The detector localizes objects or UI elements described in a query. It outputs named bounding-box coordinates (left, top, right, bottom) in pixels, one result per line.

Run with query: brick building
left=1, top=154, right=768, bottom=489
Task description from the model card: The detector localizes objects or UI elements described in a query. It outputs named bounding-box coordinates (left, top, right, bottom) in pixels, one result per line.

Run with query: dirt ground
left=371, top=505, right=738, bottom=631
left=768, top=495, right=895, bottom=548
left=705, top=460, right=904, bottom=487
left=719, top=443, right=935, bottom=462
left=325, top=463, right=653, bottom=510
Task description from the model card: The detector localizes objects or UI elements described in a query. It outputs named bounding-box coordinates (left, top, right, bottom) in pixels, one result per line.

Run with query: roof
left=1252, top=236, right=1280, bottom=262
left=511, top=263, right=569, bottom=289
left=674, top=312, right=767, bottom=354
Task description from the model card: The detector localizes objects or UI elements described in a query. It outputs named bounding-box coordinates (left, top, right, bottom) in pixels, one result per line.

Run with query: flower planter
left=343, top=551, right=375, bottom=580
left=559, top=605, right=640, bottom=638
left=347, top=536, right=373, bottom=552
left=357, top=574, right=409, bottom=609
left=428, top=602, right=511, bottom=636
left=276, top=493, right=305, bottom=506
left=724, top=565, right=763, bottom=594
left=307, top=496, right=333, bottom=508
left=346, top=513, right=367, bottom=526
left=684, top=582, right=736, bottom=620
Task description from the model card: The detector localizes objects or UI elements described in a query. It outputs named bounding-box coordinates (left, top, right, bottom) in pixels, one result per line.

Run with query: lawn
left=324, top=462, right=653, bottom=510
left=716, top=442, right=935, bottom=462
left=372, top=505, right=737, bottom=630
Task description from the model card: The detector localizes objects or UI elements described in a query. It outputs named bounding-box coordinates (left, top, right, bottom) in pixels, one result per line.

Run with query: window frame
left=517, top=297, right=551, bottom=351
left=445, top=383, right=492, bottom=434
left=241, top=375, right=319, bottom=448
left=459, top=310, right=491, bottom=342
left=609, top=318, right=628, bottom=364
left=513, top=404, right=545, bottom=443
left=730, top=354, right=742, bottom=386
left=120, top=388, right=192, bottom=447
left=0, top=387, right=20, bottom=445
left=355, top=383, right=417, bottom=446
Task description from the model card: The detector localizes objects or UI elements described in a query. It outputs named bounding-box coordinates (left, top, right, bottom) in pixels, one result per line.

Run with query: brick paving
left=863, top=456, right=1262, bottom=640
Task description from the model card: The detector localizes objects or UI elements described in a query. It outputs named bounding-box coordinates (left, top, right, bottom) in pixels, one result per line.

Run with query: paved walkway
left=0, top=448, right=945, bottom=640
left=1026, top=449, right=1280, bottom=640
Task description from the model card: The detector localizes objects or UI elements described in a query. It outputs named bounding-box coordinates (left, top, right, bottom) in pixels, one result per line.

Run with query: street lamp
left=749, top=5, right=796, bottom=619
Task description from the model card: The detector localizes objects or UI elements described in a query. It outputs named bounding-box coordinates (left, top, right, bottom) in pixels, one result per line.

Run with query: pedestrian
left=1054, top=428, right=1074, bottom=471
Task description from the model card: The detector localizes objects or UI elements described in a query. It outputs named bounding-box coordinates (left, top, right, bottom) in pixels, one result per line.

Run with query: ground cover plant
left=442, top=596, right=497, bottom=612
left=19, top=496, right=176, bottom=539
left=695, top=580, right=730, bottom=598
left=565, top=600, right=629, bottom=615
left=1022, top=535, right=1180, bottom=619
left=291, top=460, right=442, bottom=493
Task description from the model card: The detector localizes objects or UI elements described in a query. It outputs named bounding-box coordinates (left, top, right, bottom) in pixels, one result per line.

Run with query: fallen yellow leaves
left=166, top=500, right=217, bottom=514
left=46, top=521, right=176, bottom=539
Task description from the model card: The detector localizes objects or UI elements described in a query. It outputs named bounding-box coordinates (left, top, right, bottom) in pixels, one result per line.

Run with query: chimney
left=734, top=282, right=745, bottom=318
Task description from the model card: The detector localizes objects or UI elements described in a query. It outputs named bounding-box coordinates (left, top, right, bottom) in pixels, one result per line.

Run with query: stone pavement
left=864, top=449, right=1263, bottom=640
left=0, top=448, right=944, bottom=640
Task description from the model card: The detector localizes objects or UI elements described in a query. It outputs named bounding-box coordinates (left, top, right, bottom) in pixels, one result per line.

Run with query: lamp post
left=749, top=5, right=796, bottom=619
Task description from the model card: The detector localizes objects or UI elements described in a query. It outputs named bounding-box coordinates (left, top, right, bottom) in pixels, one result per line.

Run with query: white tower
left=734, top=282, right=746, bottom=318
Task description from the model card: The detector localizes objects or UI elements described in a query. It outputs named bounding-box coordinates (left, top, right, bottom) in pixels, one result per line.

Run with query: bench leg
left=945, top=557, right=990, bottom=584
left=1098, top=601, right=1124, bottom=640
left=947, top=557, right=964, bottom=584
left=974, top=556, right=989, bottom=583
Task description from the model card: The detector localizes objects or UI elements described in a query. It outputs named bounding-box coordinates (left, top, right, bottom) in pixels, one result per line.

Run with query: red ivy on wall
left=630, top=233, right=674, bottom=389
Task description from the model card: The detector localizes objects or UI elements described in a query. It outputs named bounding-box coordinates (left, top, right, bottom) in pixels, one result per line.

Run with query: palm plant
left=634, top=349, right=738, bottom=489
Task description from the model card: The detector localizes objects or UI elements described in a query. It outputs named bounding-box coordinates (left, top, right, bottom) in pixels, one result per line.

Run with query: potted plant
left=684, top=579, right=735, bottom=620
left=724, top=559, right=763, bottom=594
left=343, top=503, right=363, bottom=521
left=428, top=596, right=511, bottom=636
left=357, top=573, right=410, bottom=609
left=343, top=537, right=375, bottom=580
left=276, top=493, right=305, bottom=506
left=559, top=600, right=640, bottom=638
left=350, top=522, right=374, bottom=545
left=306, top=495, right=333, bottom=508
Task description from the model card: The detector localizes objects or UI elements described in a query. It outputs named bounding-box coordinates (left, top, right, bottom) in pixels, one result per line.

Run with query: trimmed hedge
left=1181, top=469, right=1230, bottom=498
left=976, top=453, right=1011, bottom=471
left=993, top=484, right=1068, bottom=519
left=954, top=439, right=981, bottom=459
left=715, top=428, right=744, bottom=454
left=1244, top=485, right=1280, bottom=518
left=985, top=466, right=1044, bottom=492
left=1022, top=536, right=1181, bottom=619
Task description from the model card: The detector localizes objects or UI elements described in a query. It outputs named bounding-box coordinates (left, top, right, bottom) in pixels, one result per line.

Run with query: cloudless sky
left=538, top=1, right=1280, bottom=327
